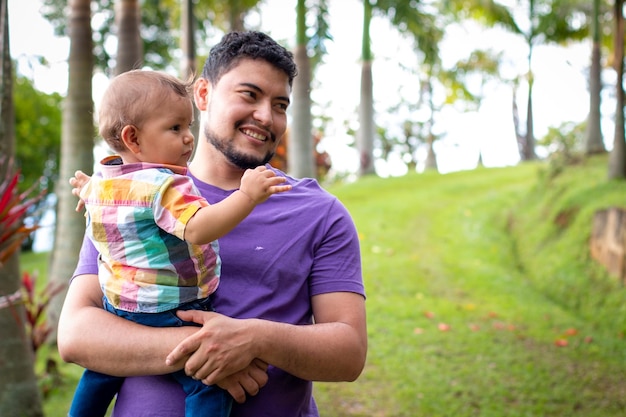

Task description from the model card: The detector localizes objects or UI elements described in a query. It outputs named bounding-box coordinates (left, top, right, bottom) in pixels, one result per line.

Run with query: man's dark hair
left=202, top=31, right=298, bottom=87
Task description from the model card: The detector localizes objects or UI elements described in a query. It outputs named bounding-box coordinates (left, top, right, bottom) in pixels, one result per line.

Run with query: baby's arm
left=184, top=166, right=290, bottom=244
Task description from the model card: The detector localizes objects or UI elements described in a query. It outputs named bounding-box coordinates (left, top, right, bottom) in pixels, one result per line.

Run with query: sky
left=9, top=0, right=600, bottom=177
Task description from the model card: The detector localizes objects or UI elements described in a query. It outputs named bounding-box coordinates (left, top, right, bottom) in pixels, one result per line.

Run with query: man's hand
left=165, top=310, right=259, bottom=386
left=216, top=359, right=268, bottom=403
left=69, top=170, right=91, bottom=212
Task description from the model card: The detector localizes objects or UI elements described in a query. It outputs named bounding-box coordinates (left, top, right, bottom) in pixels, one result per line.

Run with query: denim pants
left=68, top=297, right=232, bottom=417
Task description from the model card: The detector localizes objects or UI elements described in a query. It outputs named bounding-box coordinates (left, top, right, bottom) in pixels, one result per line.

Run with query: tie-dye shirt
left=80, top=155, right=220, bottom=313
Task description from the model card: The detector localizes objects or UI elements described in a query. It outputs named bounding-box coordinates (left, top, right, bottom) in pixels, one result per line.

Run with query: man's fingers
left=165, top=332, right=202, bottom=366
left=175, top=309, right=206, bottom=324
left=165, top=310, right=212, bottom=366
left=218, top=379, right=246, bottom=404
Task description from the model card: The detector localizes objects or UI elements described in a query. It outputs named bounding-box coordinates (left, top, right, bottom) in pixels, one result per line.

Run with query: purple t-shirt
left=72, top=167, right=365, bottom=417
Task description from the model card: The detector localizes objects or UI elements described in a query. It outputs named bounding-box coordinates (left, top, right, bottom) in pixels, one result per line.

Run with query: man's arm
left=166, top=291, right=367, bottom=385
left=57, top=273, right=192, bottom=376
left=57, top=273, right=268, bottom=403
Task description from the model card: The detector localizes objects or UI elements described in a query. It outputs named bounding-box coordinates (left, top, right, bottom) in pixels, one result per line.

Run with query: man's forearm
left=57, top=275, right=195, bottom=376
left=259, top=291, right=368, bottom=382
left=164, top=292, right=367, bottom=386
left=253, top=318, right=367, bottom=382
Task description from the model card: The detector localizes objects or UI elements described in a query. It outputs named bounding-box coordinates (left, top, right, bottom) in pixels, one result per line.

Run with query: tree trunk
left=522, top=44, right=536, bottom=161
left=289, top=0, right=315, bottom=179
left=524, top=80, right=536, bottom=160
left=48, top=0, right=95, bottom=339
left=423, top=78, right=438, bottom=172
left=114, top=0, right=142, bottom=75
left=609, top=0, right=626, bottom=179
left=358, top=0, right=375, bottom=176
left=181, top=0, right=199, bottom=155
left=585, top=0, right=605, bottom=155
left=0, top=1, right=44, bottom=414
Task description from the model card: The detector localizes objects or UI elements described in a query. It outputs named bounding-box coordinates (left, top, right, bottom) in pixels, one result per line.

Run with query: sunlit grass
left=22, top=154, right=626, bottom=416
left=316, top=155, right=626, bottom=416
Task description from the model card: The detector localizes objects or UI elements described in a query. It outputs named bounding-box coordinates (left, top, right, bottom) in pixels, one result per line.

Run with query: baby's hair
left=98, top=70, right=195, bottom=152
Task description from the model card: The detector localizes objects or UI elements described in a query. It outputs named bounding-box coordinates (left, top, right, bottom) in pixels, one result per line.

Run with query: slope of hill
left=319, top=154, right=626, bottom=416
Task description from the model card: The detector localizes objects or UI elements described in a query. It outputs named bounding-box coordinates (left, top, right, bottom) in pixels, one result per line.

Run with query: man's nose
left=252, top=101, right=274, bottom=128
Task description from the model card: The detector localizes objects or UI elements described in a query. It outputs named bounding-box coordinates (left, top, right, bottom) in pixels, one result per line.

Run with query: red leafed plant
left=0, top=156, right=61, bottom=354
left=21, top=270, right=65, bottom=353
left=0, top=157, right=46, bottom=266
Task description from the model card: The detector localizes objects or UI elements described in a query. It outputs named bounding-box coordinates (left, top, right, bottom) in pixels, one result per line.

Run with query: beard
left=204, top=124, right=275, bottom=170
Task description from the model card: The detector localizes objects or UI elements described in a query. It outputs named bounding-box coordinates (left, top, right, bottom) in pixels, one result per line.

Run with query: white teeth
left=242, top=129, right=267, bottom=141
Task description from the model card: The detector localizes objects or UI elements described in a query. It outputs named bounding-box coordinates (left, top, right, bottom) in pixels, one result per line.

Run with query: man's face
left=202, top=59, right=291, bottom=169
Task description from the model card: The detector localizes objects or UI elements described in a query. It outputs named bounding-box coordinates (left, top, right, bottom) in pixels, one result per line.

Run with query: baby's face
left=134, top=92, right=195, bottom=167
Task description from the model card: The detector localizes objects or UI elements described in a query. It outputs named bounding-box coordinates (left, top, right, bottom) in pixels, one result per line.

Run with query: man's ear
left=194, top=78, right=211, bottom=112
left=121, top=125, right=141, bottom=154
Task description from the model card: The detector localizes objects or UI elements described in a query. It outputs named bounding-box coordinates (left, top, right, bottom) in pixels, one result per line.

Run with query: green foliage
left=14, top=74, right=62, bottom=194
left=307, top=0, right=332, bottom=69
left=376, top=0, right=443, bottom=66
left=537, top=121, right=586, bottom=178
left=41, top=0, right=176, bottom=74
left=514, top=154, right=626, bottom=338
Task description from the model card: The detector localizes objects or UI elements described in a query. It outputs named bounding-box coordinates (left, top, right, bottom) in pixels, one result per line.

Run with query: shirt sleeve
left=72, top=234, right=100, bottom=279
left=310, top=198, right=365, bottom=298
left=152, top=173, right=209, bottom=240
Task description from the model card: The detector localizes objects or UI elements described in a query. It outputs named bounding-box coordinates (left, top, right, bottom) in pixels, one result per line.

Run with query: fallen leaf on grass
left=438, top=323, right=451, bottom=332
left=554, top=339, right=568, bottom=347
left=564, top=328, right=578, bottom=336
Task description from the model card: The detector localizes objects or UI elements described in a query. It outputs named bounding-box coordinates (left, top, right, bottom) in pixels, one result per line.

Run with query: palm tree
left=198, top=0, right=260, bottom=33
left=0, top=1, right=44, bottom=414
left=609, top=0, right=625, bottom=179
left=289, top=0, right=332, bottom=179
left=446, top=0, right=588, bottom=161
left=585, top=0, right=605, bottom=155
left=115, top=0, right=143, bottom=74
left=47, top=0, right=95, bottom=338
left=181, top=0, right=200, bottom=149
left=357, top=0, right=375, bottom=176
left=289, top=0, right=315, bottom=178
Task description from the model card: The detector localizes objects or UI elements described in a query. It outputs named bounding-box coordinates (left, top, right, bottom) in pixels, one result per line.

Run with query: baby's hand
left=69, top=170, right=91, bottom=212
left=239, top=166, right=291, bottom=204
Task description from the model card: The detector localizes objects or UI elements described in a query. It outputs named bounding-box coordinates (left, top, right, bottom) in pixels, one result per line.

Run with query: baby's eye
left=171, top=124, right=181, bottom=132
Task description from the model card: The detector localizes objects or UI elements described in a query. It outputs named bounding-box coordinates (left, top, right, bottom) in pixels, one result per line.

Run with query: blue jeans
left=68, top=297, right=232, bottom=417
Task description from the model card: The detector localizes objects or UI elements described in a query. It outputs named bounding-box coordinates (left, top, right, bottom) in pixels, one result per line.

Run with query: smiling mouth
left=241, top=128, right=268, bottom=142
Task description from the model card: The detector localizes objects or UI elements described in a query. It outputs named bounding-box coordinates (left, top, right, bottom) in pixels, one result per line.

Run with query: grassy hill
left=315, top=154, right=626, bottom=416
left=23, top=154, right=626, bottom=416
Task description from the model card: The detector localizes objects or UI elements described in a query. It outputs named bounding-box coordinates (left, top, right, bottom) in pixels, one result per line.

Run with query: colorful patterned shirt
left=80, top=155, right=220, bottom=313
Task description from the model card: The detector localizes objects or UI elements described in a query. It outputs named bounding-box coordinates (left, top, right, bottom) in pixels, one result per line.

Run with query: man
left=58, top=31, right=367, bottom=417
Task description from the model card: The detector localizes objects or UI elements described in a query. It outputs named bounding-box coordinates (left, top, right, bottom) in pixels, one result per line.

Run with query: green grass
left=22, top=154, right=626, bottom=416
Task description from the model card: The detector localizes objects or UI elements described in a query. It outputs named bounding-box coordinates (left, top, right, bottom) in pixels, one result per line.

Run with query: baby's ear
left=121, top=125, right=141, bottom=154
